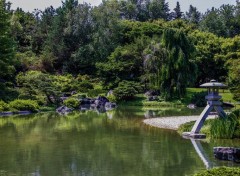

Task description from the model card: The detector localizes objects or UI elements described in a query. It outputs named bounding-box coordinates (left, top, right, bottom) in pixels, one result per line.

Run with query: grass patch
left=118, top=94, right=183, bottom=107
left=178, top=119, right=213, bottom=137
left=117, top=88, right=239, bottom=109
left=194, top=167, right=240, bottom=176
left=178, top=110, right=240, bottom=139
left=39, top=106, right=55, bottom=112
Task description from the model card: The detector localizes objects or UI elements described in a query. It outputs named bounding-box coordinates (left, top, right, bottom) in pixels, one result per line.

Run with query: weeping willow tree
left=160, top=28, right=197, bottom=100
left=144, top=29, right=197, bottom=100
left=143, top=40, right=168, bottom=90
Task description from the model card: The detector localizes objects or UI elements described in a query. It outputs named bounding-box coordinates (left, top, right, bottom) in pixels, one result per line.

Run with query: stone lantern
left=183, top=80, right=227, bottom=139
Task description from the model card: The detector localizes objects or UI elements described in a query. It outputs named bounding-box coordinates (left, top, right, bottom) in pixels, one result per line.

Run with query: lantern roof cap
left=200, top=79, right=227, bottom=88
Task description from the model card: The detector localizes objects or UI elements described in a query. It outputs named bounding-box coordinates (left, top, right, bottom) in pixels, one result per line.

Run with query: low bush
left=107, top=94, right=117, bottom=103
left=63, top=98, right=80, bottom=109
left=113, top=81, right=141, bottom=101
left=72, top=93, right=87, bottom=99
left=78, top=81, right=94, bottom=92
left=194, top=167, right=240, bottom=176
left=87, top=89, right=106, bottom=98
left=190, top=91, right=207, bottom=107
left=9, top=99, right=39, bottom=112
left=0, top=100, right=9, bottom=112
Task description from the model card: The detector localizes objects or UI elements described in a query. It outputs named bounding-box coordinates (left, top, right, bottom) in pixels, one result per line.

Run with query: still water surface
left=0, top=107, right=239, bottom=176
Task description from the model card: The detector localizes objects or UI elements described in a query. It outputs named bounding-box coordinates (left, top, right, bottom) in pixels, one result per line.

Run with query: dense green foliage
left=113, top=81, right=139, bottom=101
left=0, top=0, right=15, bottom=80
left=190, top=91, right=207, bottom=107
left=0, top=100, right=9, bottom=112
left=194, top=167, right=240, bottom=176
left=0, top=0, right=240, bottom=105
left=63, top=98, right=80, bottom=109
left=9, top=99, right=39, bottom=112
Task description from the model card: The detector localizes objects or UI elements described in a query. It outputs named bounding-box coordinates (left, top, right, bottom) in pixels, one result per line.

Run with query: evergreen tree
left=200, top=8, right=227, bottom=37
left=185, top=5, right=201, bottom=24
left=148, top=0, right=170, bottom=20
left=0, top=0, right=15, bottom=80
left=172, top=1, right=182, bottom=19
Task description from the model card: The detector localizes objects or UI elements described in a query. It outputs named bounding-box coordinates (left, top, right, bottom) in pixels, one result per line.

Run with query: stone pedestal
left=182, top=132, right=206, bottom=139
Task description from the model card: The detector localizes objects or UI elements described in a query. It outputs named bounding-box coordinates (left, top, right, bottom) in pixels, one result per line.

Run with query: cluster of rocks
left=144, top=90, right=160, bottom=101
left=56, top=96, right=117, bottom=115
left=214, top=147, right=240, bottom=163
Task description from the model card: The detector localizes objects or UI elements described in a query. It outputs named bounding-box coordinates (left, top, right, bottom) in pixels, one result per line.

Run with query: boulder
left=81, top=98, right=92, bottom=105
left=105, top=102, right=117, bottom=110
left=144, top=90, right=160, bottom=97
left=80, top=104, right=90, bottom=110
left=147, top=96, right=159, bottom=101
left=107, top=90, right=114, bottom=96
left=95, top=96, right=109, bottom=108
left=56, top=106, right=73, bottom=114
left=187, top=104, right=196, bottom=109
left=214, top=147, right=240, bottom=163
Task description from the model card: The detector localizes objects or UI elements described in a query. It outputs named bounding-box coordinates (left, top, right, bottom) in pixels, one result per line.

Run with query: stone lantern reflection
left=183, top=80, right=227, bottom=139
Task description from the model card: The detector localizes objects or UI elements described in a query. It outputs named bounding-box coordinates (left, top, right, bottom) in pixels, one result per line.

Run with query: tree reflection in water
left=0, top=109, right=238, bottom=175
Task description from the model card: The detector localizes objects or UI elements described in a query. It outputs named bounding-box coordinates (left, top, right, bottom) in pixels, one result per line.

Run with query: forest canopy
left=0, top=0, right=240, bottom=103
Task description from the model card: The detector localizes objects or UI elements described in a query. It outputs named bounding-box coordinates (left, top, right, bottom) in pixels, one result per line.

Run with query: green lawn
left=119, top=88, right=240, bottom=108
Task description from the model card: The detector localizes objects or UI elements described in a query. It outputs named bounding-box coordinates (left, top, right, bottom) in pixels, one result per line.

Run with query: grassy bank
left=178, top=109, right=240, bottom=139
left=118, top=88, right=239, bottom=108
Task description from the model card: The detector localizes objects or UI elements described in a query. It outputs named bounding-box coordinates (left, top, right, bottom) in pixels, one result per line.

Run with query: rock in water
left=95, top=96, right=109, bottom=108
left=56, top=106, right=73, bottom=114
left=214, top=147, right=240, bottom=163
left=105, top=102, right=117, bottom=110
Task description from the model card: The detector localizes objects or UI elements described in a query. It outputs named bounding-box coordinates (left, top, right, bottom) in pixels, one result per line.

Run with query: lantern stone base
left=182, top=132, right=206, bottom=139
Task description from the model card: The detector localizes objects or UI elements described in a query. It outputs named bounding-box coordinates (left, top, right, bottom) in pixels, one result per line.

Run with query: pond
left=0, top=107, right=239, bottom=176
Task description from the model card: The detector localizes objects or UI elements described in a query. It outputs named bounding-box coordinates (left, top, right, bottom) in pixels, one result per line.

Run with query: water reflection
left=0, top=108, right=238, bottom=176
left=190, top=139, right=212, bottom=169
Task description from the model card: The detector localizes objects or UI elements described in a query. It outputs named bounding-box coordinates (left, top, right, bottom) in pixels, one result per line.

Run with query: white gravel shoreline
left=143, top=115, right=216, bottom=130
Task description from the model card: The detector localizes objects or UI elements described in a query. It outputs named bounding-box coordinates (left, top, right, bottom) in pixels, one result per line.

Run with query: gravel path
left=143, top=115, right=216, bottom=130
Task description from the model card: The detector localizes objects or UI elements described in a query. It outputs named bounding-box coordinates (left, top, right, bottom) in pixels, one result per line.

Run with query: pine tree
left=185, top=5, right=201, bottom=24
left=173, top=1, right=182, bottom=19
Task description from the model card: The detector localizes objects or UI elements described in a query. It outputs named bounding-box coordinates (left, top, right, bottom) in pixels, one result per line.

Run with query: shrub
left=63, top=98, right=80, bottom=109
left=0, top=100, right=9, bottom=112
left=194, top=167, right=240, bottom=176
left=87, top=89, right=106, bottom=98
left=107, top=94, right=117, bottom=103
left=72, top=93, right=87, bottom=99
left=0, top=83, right=19, bottom=102
left=78, top=81, right=94, bottom=92
left=190, top=91, right=207, bottom=107
left=53, top=74, right=75, bottom=92
left=119, top=80, right=144, bottom=93
left=9, top=99, right=39, bottom=112
left=113, top=81, right=141, bottom=101
left=114, top=85, right=137, bottom=101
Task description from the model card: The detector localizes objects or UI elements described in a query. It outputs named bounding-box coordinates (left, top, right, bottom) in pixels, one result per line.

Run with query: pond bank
left=143, top=115, right=216, bottom=130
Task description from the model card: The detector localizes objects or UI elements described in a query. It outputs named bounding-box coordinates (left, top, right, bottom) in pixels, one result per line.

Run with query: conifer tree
left=173, top=1, right=182, bottom=19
